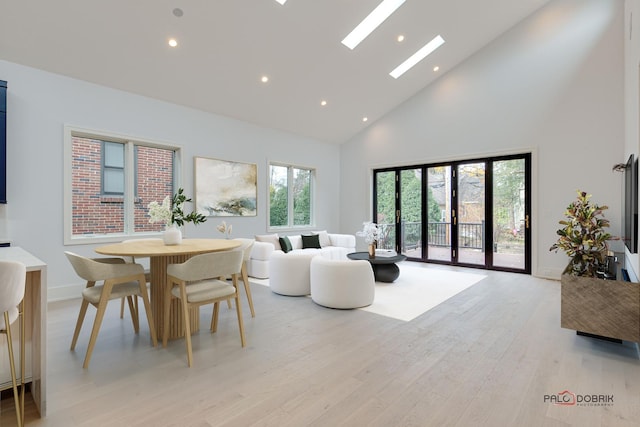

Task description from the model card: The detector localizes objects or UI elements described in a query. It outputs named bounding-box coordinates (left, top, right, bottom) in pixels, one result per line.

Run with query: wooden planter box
left=561, top=274, right=640, bottom=342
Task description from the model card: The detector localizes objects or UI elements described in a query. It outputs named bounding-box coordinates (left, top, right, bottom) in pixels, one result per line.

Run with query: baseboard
left=48, top=282, right=85, bottom=302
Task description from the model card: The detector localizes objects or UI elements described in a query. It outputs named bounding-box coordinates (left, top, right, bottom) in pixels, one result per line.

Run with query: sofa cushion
left=312, top=230, right=331, bottom=247
left=255, top=233, right=282, bottom=251
left=301, top=234, right=321, bottom=249
left=279, top=236, right=293, bottom=253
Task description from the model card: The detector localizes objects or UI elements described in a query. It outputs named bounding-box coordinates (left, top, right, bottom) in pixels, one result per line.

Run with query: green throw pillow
left=301, top=234, right=321, bottom=249
left=279, top=236, right=293, bottom=253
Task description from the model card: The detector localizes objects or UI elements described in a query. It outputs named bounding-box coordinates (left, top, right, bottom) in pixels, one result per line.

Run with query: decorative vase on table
left=368, top=242, right=376, bottom=259
left=163, top=224, right=182, bottom=245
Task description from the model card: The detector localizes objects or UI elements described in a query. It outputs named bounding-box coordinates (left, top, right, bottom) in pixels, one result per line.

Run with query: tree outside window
left=269, top=164, right=313, bottom=228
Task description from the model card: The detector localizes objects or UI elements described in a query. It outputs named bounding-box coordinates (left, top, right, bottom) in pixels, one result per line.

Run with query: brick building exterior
left=71, top=137, right=174, bottom=236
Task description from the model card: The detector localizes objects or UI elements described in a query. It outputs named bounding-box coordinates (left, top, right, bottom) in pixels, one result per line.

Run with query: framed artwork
left=194, top=156, right=257, bottom=216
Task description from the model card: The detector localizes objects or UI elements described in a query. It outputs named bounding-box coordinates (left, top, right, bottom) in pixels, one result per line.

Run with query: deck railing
left=377, top=221, right=485, bottom=251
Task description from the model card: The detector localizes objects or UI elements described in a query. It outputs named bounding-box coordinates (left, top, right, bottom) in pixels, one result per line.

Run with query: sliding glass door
left=374, top=154, right=531, bottom=273
left=427, top=166, right=451, bottom=262
left=456, top=162, right=486, bottom=265
left=491, top=158, right=528, bottom=270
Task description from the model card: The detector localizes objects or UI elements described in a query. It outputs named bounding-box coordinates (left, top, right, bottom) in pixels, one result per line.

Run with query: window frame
left=101, top=140, right=125, bottom=196
left=267, top=162, right=315, bottom=232
left=64, top=125, right=182, bottom=245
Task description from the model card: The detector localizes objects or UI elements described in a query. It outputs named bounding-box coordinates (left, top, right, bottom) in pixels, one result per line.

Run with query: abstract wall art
left=194, top=156, right=257, bottom=217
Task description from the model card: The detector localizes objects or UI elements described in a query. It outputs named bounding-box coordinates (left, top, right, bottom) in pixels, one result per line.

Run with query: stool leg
left=20, top=301, right=26, bottom=425
left=4, top=311, right=23, bottom=427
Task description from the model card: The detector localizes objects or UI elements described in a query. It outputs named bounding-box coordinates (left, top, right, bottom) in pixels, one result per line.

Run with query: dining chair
left=0, top=260, right=26, bottom=427
left=65, top=252, right=158, bottom=368
left=163, top=250, right=245, bottom=367
left=119, top=238, right=159, bottom=319
left=227, top=238, right=256, bottom=317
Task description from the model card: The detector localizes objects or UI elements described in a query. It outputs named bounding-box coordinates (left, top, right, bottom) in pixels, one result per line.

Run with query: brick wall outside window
left=71, top=137, right=173, bottom=236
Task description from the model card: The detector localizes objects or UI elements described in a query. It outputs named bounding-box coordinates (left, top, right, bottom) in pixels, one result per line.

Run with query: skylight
left=389, top=35, right=445, bottom=79
left=341, top=0, right=406, bottom=50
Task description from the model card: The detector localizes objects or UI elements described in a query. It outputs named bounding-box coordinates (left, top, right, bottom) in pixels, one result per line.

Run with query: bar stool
left=0, top=260, right=26, bottom=427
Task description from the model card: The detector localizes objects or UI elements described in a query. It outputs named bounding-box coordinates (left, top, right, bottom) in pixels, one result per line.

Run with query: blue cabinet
left=0, top=80, right=6, bottom=203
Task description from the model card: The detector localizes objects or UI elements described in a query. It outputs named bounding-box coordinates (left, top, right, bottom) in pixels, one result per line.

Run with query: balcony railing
left=377, top=221, right=485, bottom=251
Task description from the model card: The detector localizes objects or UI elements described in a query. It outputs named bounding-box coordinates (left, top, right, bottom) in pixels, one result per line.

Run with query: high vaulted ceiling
left=0, top=0, right=551, bottom=144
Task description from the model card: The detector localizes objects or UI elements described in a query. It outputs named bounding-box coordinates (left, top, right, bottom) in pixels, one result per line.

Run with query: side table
left=346, top=251, right=407, bottom=282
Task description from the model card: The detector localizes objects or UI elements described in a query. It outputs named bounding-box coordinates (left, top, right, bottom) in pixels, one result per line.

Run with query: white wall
left=0, top=60, right=341, bottom=299
left=340, top=0, right=625, bottom=278
left=624, top=0, right=640, bottom=279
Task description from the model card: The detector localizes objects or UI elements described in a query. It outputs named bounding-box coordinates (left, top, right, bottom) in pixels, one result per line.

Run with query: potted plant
left=148, top=188, right=207, bottom=245
left=549, top=190, right=613, bottom=277
left=550, top=190, right=639, bottom=342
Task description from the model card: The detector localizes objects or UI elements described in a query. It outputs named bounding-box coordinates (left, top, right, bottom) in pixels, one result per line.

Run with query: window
left=102, top=141, right=124, bottom=195
left=64, top=126, right=180, bottom=244
left=269, top=163, right=314, bottom=229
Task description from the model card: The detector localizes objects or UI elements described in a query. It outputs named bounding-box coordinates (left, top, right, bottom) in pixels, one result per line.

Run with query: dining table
left=95, top=238, right=241, bottom=339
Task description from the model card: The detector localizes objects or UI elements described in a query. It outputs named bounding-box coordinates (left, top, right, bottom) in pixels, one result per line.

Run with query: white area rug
left=250, top=263, right=486, bottom=322
left=360, top=264, right=487, bottom=321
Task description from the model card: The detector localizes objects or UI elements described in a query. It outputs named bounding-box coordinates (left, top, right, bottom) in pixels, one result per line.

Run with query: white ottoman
left=310, top=257, right=375, bottom=309
left=269, top=251, right=317, bottom=296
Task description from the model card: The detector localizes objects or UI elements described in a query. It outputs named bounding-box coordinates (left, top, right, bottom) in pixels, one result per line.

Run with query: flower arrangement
left=147, top=188, right=207, bottom=227
left=356, top=221, right=380, bottom=245
left=216, top=221, right=233, bottom=239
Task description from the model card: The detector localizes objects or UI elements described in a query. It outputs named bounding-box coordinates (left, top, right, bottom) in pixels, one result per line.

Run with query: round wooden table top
left=95, top=238, right=241, bottom=257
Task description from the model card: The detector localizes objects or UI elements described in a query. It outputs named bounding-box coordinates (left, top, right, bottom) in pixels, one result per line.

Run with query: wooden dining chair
left=225, top=238, right=256, bottom=317
left=119, top=238, right=159, bottom=319
left=163, top=250, right=245, bottom=367
left=0, top=260, right=26, bottom=427
left=65, top=251, right=158, bottom=368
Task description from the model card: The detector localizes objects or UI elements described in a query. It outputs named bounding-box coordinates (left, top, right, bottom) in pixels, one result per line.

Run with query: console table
left=0, top=247, right=47, bottom=417
left=347, top=251, right=406, bottom=282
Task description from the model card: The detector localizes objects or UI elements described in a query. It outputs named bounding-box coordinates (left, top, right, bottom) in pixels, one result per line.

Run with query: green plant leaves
left=549, top=190, right=613, bottom=277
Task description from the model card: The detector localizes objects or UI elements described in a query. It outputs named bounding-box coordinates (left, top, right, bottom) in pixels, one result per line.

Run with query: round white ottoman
left=310, top=257, right=375, bottom=309
left=269, top=251, right=317, bottom=296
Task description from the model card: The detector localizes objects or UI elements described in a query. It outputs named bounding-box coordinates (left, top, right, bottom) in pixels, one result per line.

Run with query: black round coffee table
left=347, top=251, right=407, bottom=283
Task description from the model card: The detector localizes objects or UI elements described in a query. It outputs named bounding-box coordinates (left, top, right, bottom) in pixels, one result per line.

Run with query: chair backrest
left=233, top=238, right=255, bottom=262
left=64, top=251, right=141, bottom=282
left=168, top=250, right=243, bottom=282
left=0, top=260, right=26, bottom=314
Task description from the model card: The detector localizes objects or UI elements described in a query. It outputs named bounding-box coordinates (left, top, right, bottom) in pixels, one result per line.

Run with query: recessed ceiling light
left=342, top=0, right=407, bottom=50
left=362, top=117, right=368, bottom=122
left=172, top=8, right=183, bottom=17
left=433, top=66, right=440, bottom=72
left=397, top=35, right=405, bottom=42
left=261, top=76, right=269, bottom=83
left=390, top=35, right=445, bottom=79
left=320, top=100, right=327, bottom=106
left=168, top=38, right=178, bottom=47
left=275, top=0, right=287, bottom=4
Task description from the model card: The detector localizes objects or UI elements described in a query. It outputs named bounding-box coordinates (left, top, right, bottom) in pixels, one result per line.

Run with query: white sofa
left=246, top=232, right=356, bottom=279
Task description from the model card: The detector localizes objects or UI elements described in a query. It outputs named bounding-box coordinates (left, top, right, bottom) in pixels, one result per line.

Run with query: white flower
left=147, top=196, right=172, bottom=225
left=356, top=221, right=380, bottom=245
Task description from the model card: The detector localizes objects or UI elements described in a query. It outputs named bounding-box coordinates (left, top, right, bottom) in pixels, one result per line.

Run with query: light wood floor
left=2, top=263, right=639, bottom=426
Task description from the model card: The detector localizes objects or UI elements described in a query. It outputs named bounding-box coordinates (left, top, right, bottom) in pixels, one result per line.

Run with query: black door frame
left=373, top=153, right=531, bottom=274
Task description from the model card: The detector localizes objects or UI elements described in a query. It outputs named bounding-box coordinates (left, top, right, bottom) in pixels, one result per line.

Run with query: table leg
left=372, top=263, right=401, bottom=283
left=150, top=256, right=200, bottom=339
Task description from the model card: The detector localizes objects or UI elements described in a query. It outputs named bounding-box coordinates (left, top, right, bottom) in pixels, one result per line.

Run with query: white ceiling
left=0, top=0, right=551, bottom=144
